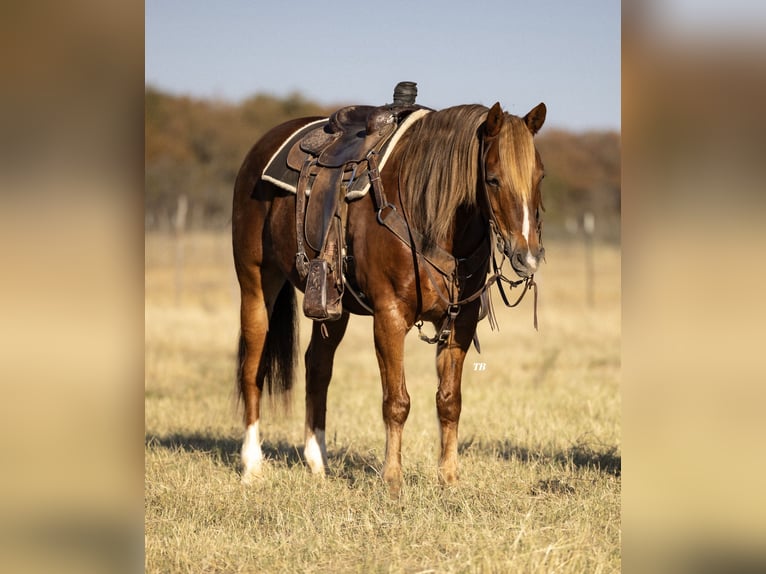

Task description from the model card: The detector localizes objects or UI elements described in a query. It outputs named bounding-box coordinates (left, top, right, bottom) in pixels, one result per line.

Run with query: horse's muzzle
left=510, top=246, right=544, bottom=278
left=496, top=229, right=544, bottom=279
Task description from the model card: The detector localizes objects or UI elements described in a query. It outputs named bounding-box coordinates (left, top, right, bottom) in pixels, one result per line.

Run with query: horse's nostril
left=511, top=251, right=528, bottom=272
left=510, top=250, right=539, bottom=276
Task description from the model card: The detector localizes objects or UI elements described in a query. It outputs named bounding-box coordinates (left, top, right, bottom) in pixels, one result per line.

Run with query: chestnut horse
left=232, top=101, right=546, bottom=495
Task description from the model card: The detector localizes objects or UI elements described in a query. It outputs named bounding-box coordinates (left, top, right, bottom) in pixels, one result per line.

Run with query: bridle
left=478, top=129, right=541, bottom=327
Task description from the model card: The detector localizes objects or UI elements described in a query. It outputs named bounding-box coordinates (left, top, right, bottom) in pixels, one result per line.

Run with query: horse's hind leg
left=237, top=265, right=296, bottom=483
left=304, top=312, right=350, bottom=474
left=238, top=285, right=267, bottom=482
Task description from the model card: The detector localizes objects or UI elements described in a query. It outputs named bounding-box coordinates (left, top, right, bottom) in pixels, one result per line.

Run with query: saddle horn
left=393, top=81, right=417, bottom=105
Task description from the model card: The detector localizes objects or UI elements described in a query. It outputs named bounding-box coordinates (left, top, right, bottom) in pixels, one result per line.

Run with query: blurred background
left=622, top=2, right=766, bottom=572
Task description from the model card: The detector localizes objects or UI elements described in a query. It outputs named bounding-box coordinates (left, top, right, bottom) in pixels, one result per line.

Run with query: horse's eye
left=486, top=176, right=500, bottom=188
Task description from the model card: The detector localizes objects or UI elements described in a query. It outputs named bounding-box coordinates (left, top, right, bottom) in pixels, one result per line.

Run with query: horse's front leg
left=435, top=313, right=476, bottom=485
left=373, top=305, right=411, bottom=498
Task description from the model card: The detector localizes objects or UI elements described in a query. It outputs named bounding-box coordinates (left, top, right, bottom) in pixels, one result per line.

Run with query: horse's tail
left=236, top=281, right=299, bottom=404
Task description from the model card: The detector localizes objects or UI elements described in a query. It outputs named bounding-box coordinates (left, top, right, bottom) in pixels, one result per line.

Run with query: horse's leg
left=373, top=306, right=411, bottom=497
left=435, top=315, right=476, bottom=485
left=237, top=265, right=291, bottom=483
left=238, top=278, right=269, bottom=482
left=304, top=312, right=350, bottom=475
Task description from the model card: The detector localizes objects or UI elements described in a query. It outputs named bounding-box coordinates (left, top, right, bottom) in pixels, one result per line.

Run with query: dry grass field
left=145, top=231, right=620, bottom=573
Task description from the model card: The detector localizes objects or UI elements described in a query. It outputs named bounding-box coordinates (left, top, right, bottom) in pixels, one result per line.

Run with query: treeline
left=145, top=86, right=620, bottom=240
left=535, top=129, right=621, bottom=240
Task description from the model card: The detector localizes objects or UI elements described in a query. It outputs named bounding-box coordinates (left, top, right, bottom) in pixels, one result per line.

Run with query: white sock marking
left=304, top=428, right=327, bottom=474
left=241, top=422, right=263, bottom=481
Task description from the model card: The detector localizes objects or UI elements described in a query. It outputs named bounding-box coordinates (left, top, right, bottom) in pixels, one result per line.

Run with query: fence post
left=583, top=211, right=595, bottom=308
left=174, top=194, right=188, bottom=306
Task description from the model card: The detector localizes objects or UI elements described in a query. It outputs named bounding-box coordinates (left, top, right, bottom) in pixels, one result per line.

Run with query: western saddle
left=289, top=82, right=425, bottom=322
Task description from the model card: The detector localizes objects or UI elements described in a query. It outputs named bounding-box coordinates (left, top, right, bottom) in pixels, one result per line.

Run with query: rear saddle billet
left=292, top=82, right=423, bottom=322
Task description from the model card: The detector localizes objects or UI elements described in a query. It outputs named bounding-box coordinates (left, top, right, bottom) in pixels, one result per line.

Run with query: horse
left=232, top=99, right=546, bottom=496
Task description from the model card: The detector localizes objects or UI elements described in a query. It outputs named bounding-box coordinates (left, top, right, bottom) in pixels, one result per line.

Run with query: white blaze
left=522, top=200, right=531, bottom=243
left=522, top=200, right=537, bottom=272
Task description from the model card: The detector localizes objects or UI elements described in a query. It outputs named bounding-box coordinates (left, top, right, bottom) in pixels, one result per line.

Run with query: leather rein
left=361, top=128, right=539, bottom=346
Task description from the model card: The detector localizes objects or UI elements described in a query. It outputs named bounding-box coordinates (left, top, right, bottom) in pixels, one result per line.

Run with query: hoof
left=240, top=466, right=263, bottom=485
left=438, top=467, right=459, bottom=486
left=307, top=464, right=328, bottom=477
left=386, top=480, right=402, bottom=499
left=383, top=467, right=403, bottom=499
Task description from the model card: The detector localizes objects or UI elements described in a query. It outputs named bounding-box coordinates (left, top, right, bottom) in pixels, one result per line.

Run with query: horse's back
left=232, top=116, right=323, bottom=282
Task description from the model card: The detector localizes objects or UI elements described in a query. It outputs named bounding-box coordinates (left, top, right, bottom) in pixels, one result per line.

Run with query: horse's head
left=481, top=102, right=547, bottom=278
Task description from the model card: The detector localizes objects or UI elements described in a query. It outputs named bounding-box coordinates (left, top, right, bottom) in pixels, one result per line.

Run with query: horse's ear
left=524, top=102, right=547, bottom=135
left=485, top=102, right=504, bottom=138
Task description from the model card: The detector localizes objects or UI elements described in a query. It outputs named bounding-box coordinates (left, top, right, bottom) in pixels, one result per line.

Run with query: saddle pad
left=261, top=109, right=431, bottom=200
left=261, top=119, right=326, bottom=193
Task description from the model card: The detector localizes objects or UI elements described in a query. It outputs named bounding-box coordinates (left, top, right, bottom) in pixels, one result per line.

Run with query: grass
left=145, top=231, right=620, bottom=573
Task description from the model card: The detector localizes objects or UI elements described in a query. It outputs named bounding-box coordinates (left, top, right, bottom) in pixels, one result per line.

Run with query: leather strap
left=295, top=156, right=315, bottom=279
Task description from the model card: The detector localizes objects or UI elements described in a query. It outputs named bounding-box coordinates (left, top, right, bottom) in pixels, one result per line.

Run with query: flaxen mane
left=398, top=105, right=487, bottom=246
left=398, top=104, right=537, bottom=246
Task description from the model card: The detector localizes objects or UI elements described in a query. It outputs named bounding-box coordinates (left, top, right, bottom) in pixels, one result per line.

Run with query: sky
left=145, top=0, right=621, bottom=132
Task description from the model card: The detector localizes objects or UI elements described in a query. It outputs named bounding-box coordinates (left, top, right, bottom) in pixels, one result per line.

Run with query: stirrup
left=303, top=259, right=343, bottom=322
